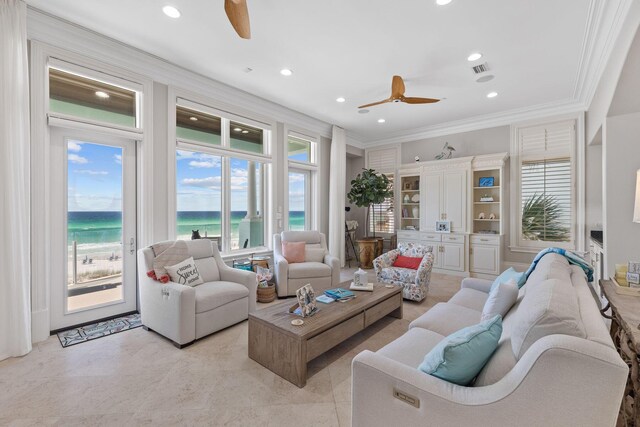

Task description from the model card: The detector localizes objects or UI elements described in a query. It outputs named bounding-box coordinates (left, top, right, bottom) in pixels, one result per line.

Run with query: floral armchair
left=373, top=242, right=434, bottom=302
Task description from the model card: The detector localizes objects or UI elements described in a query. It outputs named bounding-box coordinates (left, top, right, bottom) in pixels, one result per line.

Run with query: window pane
left=230, top=158, right=264, bottom=250
left=230, top=121, right=264, bottom=154
left=369, top=174, right=395, bottom=233
left=49, top=68, right=137, bottom=128
left=521, top=159, right=571, bottom=242
left=176, top=106, right=222, bottom=146
left=288, top=136, right=312, bottom=162
left=289, top=171, right=307, bottom=230
left=67, top=141, right=123, bottom=311
left=176, top=150, right=223, bottom=245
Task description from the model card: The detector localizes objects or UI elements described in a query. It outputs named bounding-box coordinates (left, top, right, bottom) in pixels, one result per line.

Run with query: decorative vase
left=356, top=238, right=377, bottom=269
left=403, top=194, right=410, bottom=203
left=412, top=207, right=419, bottom=218
left=354, top=268, right=368, bottom=286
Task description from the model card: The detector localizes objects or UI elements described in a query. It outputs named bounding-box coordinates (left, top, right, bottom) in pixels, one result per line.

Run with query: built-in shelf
left=474, top=202, right=500, bottom=204
left=401, top=190, right=420, bottom=193
left=474, top=219, right=500, bottom=222
left=401, top=202, right=420, bottom=205
left=473, top=186, right=500, bottom=189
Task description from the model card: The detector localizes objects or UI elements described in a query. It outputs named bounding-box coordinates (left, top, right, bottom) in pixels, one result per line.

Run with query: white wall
left=152, top=82, right=169, bottom=242
left=585, top=143, right=603, bottom=233
left=603, top=112, right=640, bottom=277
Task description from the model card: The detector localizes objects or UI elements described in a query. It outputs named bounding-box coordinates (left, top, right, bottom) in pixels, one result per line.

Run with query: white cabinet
left=470, top=244, right=500, bottom=275
left=440, top=242, right=465, bottom=272
left=422, top=169, right=467, bottom=233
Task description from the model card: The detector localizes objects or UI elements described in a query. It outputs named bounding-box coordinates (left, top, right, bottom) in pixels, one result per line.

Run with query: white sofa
left=273, top=231, right=340, bottom=297
left=138, top=239, right=257, bottom=348
left=352, top=253, right=628, bottom=427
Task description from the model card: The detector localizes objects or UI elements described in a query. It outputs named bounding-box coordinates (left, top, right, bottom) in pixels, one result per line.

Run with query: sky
left=67, top=140, right=123, bottom=212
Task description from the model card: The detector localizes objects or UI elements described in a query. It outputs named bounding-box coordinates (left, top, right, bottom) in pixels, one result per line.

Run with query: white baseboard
left=31, top=308, right=50, bottom=343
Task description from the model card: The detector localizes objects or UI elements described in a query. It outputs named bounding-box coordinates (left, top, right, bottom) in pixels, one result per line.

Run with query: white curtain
left=0, top=0, right=32, bottom=360
left=328, top=126, right=346, bottom=266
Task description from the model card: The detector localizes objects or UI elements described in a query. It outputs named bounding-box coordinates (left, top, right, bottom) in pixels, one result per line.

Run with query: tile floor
left=0, top=271, right=462, bottom=426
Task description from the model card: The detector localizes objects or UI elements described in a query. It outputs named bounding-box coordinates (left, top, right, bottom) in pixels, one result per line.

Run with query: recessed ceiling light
left=336, top=97, right=346, bottom=103
left=436, top=0, right=452, bottom=5
left=242, top=130, right=249, bottom=134
left=467, top=52, right=482, bottom=62
left=487, top=91, right=498, bottom=98
left=377, top=118, right=386, bottom=124
left=280, top=68, right=293, bottom=76
left=189, top=116, right=198, bottom=121
left=233, top=127, right=242, bottom=132
left=162, top=5, right=181, bottom=18
left=95, top=91, right=109, bottom=99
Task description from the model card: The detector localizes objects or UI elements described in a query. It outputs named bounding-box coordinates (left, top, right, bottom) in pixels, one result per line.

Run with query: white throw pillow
left=511, top=278, right=586, bottom=359
left=481, top=279, right=519, bottom=322
left=165, top=257, right=204, bottom=287
left=305, top=247, right=327, bottom=263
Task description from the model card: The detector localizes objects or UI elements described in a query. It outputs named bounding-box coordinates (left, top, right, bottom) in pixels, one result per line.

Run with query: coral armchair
left=373, top=242, right=434, bottom=301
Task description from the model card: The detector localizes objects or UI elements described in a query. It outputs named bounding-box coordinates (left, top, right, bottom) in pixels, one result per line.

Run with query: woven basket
left=257, top=283, right=276, bottom=303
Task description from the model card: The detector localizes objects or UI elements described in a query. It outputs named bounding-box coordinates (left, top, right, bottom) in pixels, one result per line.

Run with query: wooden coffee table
left=248, top=283, right=402, bottom=387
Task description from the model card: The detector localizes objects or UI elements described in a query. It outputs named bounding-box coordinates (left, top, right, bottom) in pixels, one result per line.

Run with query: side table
left=600, top=279, right=640, bottom=426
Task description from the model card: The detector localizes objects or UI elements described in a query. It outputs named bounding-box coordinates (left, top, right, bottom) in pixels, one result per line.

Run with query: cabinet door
left=470, top=244, right=499, bottom=275
left=423, top=172, right=442, bottom=231
left=442, top=170, right=467, bottom=232
left=441, top=243, right=465, bottom=272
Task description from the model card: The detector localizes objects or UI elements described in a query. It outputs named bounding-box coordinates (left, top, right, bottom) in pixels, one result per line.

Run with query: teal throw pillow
left=418, top=315, right=503, bottom=386
left=491, top=267, right=524, bottom=291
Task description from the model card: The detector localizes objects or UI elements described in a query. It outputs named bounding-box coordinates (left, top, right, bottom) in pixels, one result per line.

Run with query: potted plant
left=347, top=168, right=394, bottom=268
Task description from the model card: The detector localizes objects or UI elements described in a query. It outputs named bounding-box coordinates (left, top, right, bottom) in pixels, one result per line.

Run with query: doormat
left=57, top=313, right=141, bottom=348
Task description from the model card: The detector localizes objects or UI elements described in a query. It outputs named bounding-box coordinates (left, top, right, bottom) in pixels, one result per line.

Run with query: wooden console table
left=601, top=279, right=640, bottom=426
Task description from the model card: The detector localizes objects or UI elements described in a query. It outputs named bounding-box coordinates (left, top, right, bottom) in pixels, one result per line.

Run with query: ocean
left=67, top=211, right=306, bottom=257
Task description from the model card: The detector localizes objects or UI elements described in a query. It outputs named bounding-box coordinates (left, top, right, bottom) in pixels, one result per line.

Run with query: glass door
left=50, top=127, right=137, bottom=330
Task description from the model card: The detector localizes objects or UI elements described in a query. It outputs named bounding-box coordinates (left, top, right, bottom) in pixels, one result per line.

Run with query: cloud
left=114, top=154, right=122, bottom=165
left=68, top=154, right=88, bottom=164
left=288, top=173, right=306, bottom=183
left=76, top=170, right=108, bottom=175
left=189, top=160, right=216, bottom=168
left=182, top=176, right=222, bottom=190
left=177, top=151, right=221, bottom=168
left=68, top=141, right=83, bottom=152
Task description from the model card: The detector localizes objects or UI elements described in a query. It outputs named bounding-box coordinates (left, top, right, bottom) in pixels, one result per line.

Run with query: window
left=513, top=120, right=575, bottom=250
left=369, top=174, right=395, bottom=233
left=174, top=99, right=271, bottom=252
left=49, top=67, right=139, bottom=128
left=286, top=132, right=317, bottom=230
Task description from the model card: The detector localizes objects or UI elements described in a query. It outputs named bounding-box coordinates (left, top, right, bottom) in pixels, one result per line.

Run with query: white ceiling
left=28, top=0, right=594, bottom=143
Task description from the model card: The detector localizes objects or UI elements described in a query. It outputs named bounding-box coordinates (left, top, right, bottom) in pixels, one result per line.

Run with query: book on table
left=349, top=282, right=374, bottom=292
left=324, top=288, right=356, bottom=301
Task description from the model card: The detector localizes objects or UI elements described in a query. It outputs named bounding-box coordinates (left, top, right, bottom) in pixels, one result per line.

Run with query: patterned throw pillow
left=165, top=257, right=204, bottom=287
left=148, top=240, right=189, bottom=283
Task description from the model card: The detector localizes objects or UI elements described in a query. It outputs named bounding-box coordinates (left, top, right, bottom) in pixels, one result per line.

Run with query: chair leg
left=173, top=340, right=194, bottom=349
left=142, top=325, right=151, bottom=331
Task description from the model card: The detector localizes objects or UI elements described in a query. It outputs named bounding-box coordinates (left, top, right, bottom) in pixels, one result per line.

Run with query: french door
left=50, top=127, right=138, bottom=330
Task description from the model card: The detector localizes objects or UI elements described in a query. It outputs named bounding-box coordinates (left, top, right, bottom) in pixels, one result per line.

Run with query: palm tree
left=521, top=193, right=570, bottom=242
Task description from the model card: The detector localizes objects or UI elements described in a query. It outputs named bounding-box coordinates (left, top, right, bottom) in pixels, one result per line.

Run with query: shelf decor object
left=478, top=177, right=494, bottom=187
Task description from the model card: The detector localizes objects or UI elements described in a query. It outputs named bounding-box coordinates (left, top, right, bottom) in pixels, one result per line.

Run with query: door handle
left=129, top=237, right=136, bottom=255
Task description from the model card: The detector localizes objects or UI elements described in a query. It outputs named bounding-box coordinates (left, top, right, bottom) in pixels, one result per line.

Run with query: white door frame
left=49, top=126, right=138, bottom=330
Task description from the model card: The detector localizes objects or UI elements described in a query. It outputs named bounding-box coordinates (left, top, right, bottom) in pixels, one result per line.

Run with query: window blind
left=369, top=174, right=395, bottom=233
left=520, top=158, right=572, bottom=242
left=366, top=148, right=397, bottom=172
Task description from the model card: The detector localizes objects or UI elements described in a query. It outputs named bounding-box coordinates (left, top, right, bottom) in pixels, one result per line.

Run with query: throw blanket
left=522, top=247, right=593, bottom=284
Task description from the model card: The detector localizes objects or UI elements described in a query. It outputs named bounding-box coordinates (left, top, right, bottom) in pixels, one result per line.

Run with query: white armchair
left=138, top=239, right=257, bottom=348
left=273, top=231, right=340, bottom=297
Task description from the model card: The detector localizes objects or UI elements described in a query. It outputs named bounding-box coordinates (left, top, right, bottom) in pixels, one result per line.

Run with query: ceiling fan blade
left=225, top=0, right=251, bottom=39
left=357, top=99, right=392, bottom=109
left=402, top=97, right=441, bottom=104
left=391, top=75, right=405, bottom=98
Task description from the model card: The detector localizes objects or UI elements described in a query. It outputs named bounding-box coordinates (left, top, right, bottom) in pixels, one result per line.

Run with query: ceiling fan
left=358, top=76, right=440, bottom=109
left=225, top=0, right=251, bottom=39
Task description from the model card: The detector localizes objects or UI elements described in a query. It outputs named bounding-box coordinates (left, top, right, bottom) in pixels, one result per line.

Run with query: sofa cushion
left=288, top=262, right=331, bottom=279
left=377, top=328, right=446, bottom=368
left=522, top=253, right=572, bottom=288
left=305, top=245, right=327, bottom=263
left=379, top=267, right=416, bottom=284
left=492, top=267, right=524, bottom=291
left=419, top=315, right=503, bottom=386
left=481, top=279, right=519, bottom=321
left=409, top=303, right=481, bottom=336
left=194, top=281, right=249, bottom=314
left=448, top=288, right=489, bottom=312
left=511, top=278, right=586, bottom=360
left=194, top=257, right=220, bottom=282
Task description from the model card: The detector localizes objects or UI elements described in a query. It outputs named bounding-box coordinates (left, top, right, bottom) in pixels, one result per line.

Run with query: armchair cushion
left=282, top=241, right=305, bottom=263
left=194, top=281, right=250, bottom=314
left=378, top=267, right=416, bottom=284
left=194, top=257, right=221, bottom=282
left=305, top=246, right=327, bottom=263
left=392, top=255, right=423, bottom=270
left=165, top=257, right=204, bottom=287
left=288, top=262, right=331, bottom=279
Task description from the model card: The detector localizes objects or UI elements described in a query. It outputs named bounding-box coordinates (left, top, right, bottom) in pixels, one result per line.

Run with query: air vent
left=472, top=62, right=490, bottom=74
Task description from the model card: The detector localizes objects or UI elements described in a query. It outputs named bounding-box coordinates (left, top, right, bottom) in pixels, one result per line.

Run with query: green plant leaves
left=521, top=193, right=570, bottom=242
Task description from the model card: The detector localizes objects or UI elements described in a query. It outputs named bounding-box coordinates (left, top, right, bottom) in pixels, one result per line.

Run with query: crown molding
left=26, top=7, right=333, bottom=139
left=352, top=98, right=584, bottom=147
left=573, top=0, right=634, bottom=107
